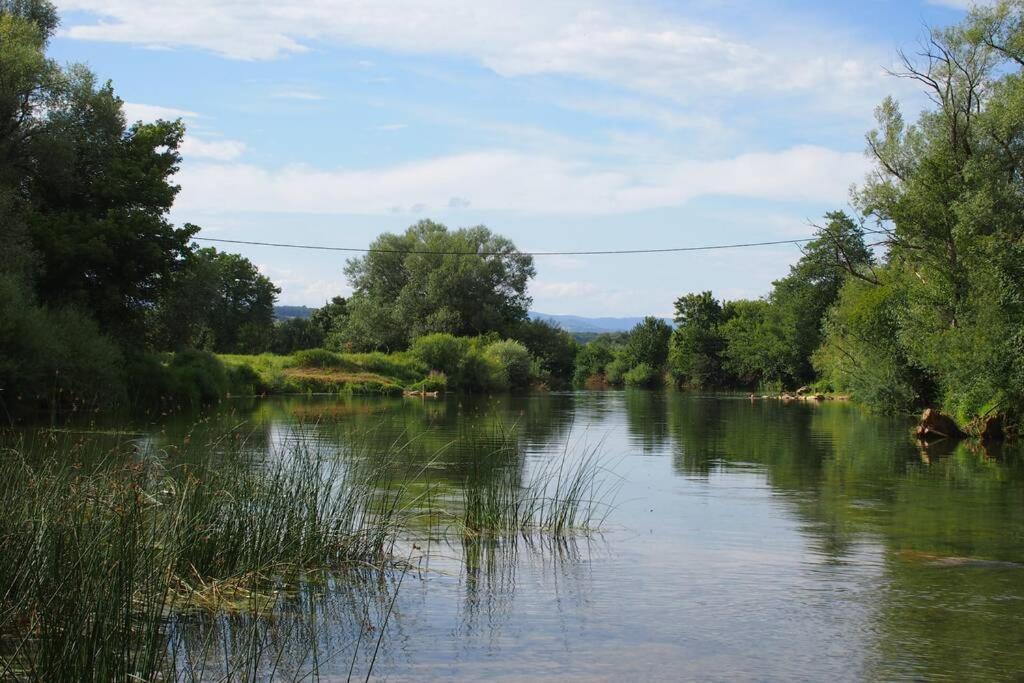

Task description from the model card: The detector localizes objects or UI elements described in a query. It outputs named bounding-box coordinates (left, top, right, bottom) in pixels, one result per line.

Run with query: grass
left=0, top=428, right=409, bottom=681
left=458, top=430, right=619, bottom=538
left=218, top=350, right=426, bottom=396
left=0, top=422, right=616, bottom=680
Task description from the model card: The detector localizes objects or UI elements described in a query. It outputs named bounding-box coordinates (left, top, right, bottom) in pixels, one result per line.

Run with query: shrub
left=573, top=343, right=614, bottom=385
left=0, top=274, right=126, bottom=410
left=227, top=363, right=265, bottom=396
left=605, top=355, right=631, bottom=386
left=460, top=346, right=507, bottom=392
left=411, top=333, right=470, bottom=376
left=624, top=363, right=660, bottom=387
left=512, top=319, right=578, bottom=381
left=484, top=339, right=533, bottom=389
left=167, top=350, right=229, bottom=407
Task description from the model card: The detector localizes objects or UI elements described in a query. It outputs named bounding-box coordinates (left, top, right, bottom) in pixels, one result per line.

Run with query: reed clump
left=0, top=429, right=406, bottom=680
left=460, top=433, right=618, bottom=538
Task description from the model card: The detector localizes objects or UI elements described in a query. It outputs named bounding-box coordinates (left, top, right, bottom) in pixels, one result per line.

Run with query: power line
left=193, top=230, right=889, bottom=257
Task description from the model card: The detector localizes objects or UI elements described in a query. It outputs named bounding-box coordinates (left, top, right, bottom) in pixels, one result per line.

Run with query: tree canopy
left=340, top=221, right=535, bottom=351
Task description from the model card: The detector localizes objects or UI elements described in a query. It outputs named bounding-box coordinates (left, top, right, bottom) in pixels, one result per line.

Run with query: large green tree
left=340, top=221, right=535, bottom=351
left=817, top=0, right=1024, bottom=425
left=0, top=0, right=194, bottom=340
left=151, top=247, right=280, bottom=353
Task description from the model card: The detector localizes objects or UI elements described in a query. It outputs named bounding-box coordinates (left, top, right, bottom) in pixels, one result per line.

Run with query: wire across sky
left=193, top=229, right=889, bottom=257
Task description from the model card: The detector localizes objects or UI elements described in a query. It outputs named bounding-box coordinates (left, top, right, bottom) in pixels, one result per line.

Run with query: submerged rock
left=915, top=408, right=964, bottom=442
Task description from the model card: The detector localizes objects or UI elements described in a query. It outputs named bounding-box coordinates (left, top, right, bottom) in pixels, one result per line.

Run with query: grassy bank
left=218, top=349, right=426, bottom=397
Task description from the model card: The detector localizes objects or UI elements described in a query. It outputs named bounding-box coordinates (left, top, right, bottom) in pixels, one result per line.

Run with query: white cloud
left=926, top=0, right=995, bottom=8
left=174, top=145, right=867, bottom=216
left=60, top=1, right=895, bottom=103
left=272, top=90, right=325, bottom=101
left=123, top=102, right=198, bottom=122
left=180, top=137, right=247, bottom=161
left=532, top=281, right=602, bottom=299
left=123, top=101, right=244, bottom=160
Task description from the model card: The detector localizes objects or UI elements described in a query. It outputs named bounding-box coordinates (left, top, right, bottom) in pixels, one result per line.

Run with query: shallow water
left=155, top=392, right=1024, bottom=679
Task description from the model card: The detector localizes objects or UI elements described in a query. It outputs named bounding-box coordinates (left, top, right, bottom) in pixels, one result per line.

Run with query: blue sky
left=52, top=0, right=977, bottom=315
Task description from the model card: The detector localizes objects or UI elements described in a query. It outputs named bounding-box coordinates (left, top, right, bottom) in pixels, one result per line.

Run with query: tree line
left=2, top=0, right=1023, bottom=436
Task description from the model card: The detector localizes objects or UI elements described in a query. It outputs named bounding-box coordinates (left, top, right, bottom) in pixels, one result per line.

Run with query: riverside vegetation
left=5, top=2, right=1024, bottom=436
left=0, top=419, right=613, bottom=680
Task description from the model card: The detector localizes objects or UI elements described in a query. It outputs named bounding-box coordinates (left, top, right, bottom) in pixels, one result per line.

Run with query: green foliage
left=811, top=2, right=1024, bottom=427
left=512, top=319, right=578, bottom=382
left=343, top=352, right=427, bottom=384
left=341, top=221, right=535, bottom=351
left=293, top=348, right=347, bottom=369
left=573, top=342, right=615, bottom=385
left=484, top=339, right=533, bottom=389
left=409, top=372, right=448, bottom=393
left=167, top=350, right=228, bottom=407
left=0, top=273, right=125, bottom=409
left=151, top=247, right=280, bottom=353
left=411, top=333, right=471, bottom=376
left=669, top=291, right=728, bottom=389
left=271, top=317, right=325, bottom=354
left=624, top=362, right=661, bottom=387
left=605, top=354, right=631, bottom=386
left=623, top=317, right=673, bottom=369
left=459, top=344, right=508, bottom=392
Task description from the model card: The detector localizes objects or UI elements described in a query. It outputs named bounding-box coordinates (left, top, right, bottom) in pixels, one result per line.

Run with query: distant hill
left=274, top=306, right=671, bottom=334
left=529, top=312, right=673, bottom=334
left=275, top=305, right=315, bottom=320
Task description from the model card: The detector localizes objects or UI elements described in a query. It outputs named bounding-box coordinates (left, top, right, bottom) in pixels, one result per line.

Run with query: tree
left=512, top=319, right=578, bottom=382
left=817, top=0, right=1024, bottom=425
left=341, top=221, right=535, bottom=351
left=623, top=317, right=672, bottom=372
left=669, top=291, right=728, bottom=389
left=24, top=65, right=195, bottom=338
left=151, top=247, right=280, bottom=353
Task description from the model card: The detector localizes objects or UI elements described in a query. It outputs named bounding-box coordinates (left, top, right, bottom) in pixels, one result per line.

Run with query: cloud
left=123, top=101, right=244, bottom=160
left=271, top=90, right=326, bottom=101
left=174, top=145, right=867, bottom=216
left=60, top=1, right=895, bottom=103
left=123, top=102, right=199, bottom=122
left=180, top=137, right=247, bottom=161
left=926, top=0, right=995, bottom=8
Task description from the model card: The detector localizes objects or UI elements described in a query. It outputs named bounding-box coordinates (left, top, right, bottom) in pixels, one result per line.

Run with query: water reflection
left=46, top=391, right=1024, bottom=679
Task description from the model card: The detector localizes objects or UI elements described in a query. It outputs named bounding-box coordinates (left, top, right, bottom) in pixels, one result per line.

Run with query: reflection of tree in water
left=623, top=389, right=670, bottom=453
left=659, top=392, right=1024, bottom=679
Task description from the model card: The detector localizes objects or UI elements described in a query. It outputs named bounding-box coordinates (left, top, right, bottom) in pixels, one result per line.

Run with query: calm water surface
left=161, top=391, right=1024, bottom=681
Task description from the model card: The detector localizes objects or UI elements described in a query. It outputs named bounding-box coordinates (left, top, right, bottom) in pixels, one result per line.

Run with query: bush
left=512, top=319, right=578, bottom=382
left=0, top=274, right=126, bottom=410
left=605, top=355, right=631, bottom=386
left=460, top=346, right=507, bottom=392
left=167, top=350, right=229, bottom=407
left=410, top=333, right=470, bottom=376
left=227, top=364, right=265, bottom=396
left=624, top=363, right=661, bottom=387
left=484, top=339, right=533, bottom=389
left=573, top=343, right=614, bottom=385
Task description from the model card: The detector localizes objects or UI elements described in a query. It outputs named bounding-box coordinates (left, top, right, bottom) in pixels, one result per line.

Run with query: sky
left=50, top=0, right=982, bottom=316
